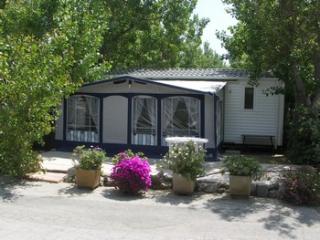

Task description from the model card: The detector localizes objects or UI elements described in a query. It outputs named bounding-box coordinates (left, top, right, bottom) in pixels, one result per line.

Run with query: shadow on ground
left=0, top=176, right=41, bottom=201
left=101, top=188, right=148, bottom=201
left=152, top=191, right=203, bottom=205
left=100, top=187, right=204, bottom=205
left=203, top=195, right=320, bottom=239
left=57, top=185, right=96, bottom=197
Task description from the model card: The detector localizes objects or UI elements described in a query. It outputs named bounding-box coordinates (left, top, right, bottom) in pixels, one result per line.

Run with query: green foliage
left=159, top=141, right=205, bottom=180
left=101, top=0, right=223, bottom=70
left=287, top=106, right=320, bottom=165
left=0, top=0, right=109, bottom=177
left=180, top=41, right=225, bottom=68
left=280, top=167, right=320, bottom=205
left=223, top=155, right=261, bottom=178
left=73, top=146, right=106, bottom=170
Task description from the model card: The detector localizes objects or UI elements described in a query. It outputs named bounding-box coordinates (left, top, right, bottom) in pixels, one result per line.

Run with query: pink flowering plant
left=111, top=155, right=152, bottom=194
left=111, top=149, right=146, bottom=164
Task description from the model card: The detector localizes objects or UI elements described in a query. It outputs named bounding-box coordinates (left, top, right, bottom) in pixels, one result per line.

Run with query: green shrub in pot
left=159, top=141, right=206, bottom=194
left=73, top=145, right=106, bottom=189
left=223, top=155, right=261, bottom=196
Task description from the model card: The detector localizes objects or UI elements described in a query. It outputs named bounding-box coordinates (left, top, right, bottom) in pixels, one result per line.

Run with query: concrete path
left=40, top=150, right=297, bottom=175
left=40, top=150, right=224, bottom=176
left=0, top=177, right=319, bottom=240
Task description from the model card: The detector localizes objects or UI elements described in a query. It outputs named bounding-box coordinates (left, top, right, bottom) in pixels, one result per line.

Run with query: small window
left=244, top=87, right=254, bottom=109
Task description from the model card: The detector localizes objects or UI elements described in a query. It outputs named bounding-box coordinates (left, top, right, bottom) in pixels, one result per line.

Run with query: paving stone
left=216, top=187, right=227, bottom=194
left=256, top=182, right=270, bottom=197
left=197, top=173, right=229, bottom=184
left=197, top=182, right=219, bottom=193
left=268, top=190, right=279, bottom=199
left=26, top=172, right=66, bottom=183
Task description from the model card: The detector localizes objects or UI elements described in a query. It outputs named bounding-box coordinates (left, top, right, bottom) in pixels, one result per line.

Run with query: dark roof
left=107, top=68, right=274, bottom=80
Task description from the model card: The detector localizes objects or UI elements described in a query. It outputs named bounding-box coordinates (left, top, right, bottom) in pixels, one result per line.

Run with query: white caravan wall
left=215, top=89, right=225, bottom=146
left=224, top=79, right=284, bottom=146
left=205, top=95, right=215, bottom=148
left=103, top=96, right=128, bottom=144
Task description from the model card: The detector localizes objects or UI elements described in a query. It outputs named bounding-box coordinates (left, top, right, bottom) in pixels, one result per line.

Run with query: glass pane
left=132, top=96, right=157, bottom=146
left=66, top=95, right=100, bottom=142
left=245, top=87, right=254, bottom=109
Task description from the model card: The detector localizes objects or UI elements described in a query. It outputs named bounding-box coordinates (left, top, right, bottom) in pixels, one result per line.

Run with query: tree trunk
left=312, top=54, right=320, bottom=110
left=292, top=61, right=310, bottom=107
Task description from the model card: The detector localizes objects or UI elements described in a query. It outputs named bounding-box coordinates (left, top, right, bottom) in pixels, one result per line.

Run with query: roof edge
left=81, top=75, right=215, bottom=95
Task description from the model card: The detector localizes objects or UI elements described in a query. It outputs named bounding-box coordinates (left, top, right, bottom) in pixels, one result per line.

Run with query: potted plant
left=223, top=155, right=261, bottom=196
left=73, top=145, right=106, bottom=189
left=159, top=141, right=206, bottom=195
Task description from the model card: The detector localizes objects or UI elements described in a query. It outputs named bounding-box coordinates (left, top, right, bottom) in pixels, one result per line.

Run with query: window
left=244, top=87, right=254, bottom=109
left=66, top=95, right=100, bottom=142
left=132, top=96, right=157, bottom=145
left=162, top=97, right=200, bottom=144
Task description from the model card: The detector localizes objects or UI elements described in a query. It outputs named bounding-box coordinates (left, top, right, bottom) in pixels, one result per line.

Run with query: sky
left=194, top=0, right=237, bottom=55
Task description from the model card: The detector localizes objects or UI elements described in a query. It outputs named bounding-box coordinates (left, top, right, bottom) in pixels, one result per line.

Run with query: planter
left=229, top=175, right=252, bottom=196
left=172, top=173, right=195, bottom=195
left=75, top=168, right=101, bottom=189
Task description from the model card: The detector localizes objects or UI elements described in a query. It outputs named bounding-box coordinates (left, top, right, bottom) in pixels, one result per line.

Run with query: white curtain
left=132, top=96, right=157, bottom=145
left=84, top=97, right=99, bottom=132
left=162, top=97, right=200, bottom=143
left=162, top=97, right=180, bottom=135
left=187, top=97, right=200, bottom=135
left=133, top=97, right=145, bottom=133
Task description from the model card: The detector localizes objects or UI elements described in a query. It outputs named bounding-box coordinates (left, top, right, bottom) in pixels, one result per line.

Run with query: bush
left=73, top=145, right=106, bottom=170
left=287, top=106, right=320, bottom=165
left=111, top=156, right=151, bottom=194
left=0, top=145, right=42, bottom=177
left=280, top=167, right=320, bottom=205
left=111, top=149, right=146, bottom=164
left=223, top=155, right=261, bottom=178
left=159, top=141, right=205, bottom=180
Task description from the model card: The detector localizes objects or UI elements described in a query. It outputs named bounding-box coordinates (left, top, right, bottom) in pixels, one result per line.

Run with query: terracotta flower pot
left=75, top=168, right=101, bottom=189
left=172, top=173, right=195, bottom=195
left=229, top=175, right=252, bottom=196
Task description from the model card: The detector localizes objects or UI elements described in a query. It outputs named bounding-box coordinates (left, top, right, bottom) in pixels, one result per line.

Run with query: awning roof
left=82, top=76, right=227, bottom=95
left=153, top=80, right=227, bottom=95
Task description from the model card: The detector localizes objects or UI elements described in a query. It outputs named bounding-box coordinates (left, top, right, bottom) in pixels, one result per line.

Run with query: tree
left=218, top=0, right=320, bottom=164
left=100, top=0, right=222, bottom=70
left=0, top=0, right=109, bottom=176
left=181, top=41, right=225, bottom=68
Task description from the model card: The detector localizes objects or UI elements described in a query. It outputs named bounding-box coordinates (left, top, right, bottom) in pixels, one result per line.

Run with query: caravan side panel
left=224, top=79, right=284, bottom=146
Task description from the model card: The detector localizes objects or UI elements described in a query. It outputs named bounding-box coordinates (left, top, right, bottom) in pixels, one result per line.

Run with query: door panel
left=103, top=96, right=128, bottom=144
